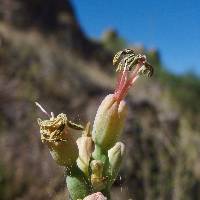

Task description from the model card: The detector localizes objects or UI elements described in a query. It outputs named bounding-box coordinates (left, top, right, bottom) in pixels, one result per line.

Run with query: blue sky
left=71, top=0, right=200, bottom=75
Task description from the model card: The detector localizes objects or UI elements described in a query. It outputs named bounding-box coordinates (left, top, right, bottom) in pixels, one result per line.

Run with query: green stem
left=92, top=145, right=108, bottom=166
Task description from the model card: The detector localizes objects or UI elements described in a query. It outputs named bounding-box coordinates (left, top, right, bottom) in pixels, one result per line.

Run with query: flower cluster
left=36, top=49, right=153, bottom=200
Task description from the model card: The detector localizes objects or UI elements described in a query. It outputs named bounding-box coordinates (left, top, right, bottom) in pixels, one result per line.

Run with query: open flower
left=92, top=49, right=153, bottom=151
left=113, top=48, right=153, bottom=102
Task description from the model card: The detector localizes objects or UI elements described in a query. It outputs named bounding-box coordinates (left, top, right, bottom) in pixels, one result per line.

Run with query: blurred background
left=0, top=0, right=200, bottom=199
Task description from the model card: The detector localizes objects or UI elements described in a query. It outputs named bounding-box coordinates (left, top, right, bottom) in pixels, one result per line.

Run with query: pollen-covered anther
left=112, top=49, right=154, bottom=102
left=35, top=102, right=84, bottom=143
left=37, top=113, right=68, bottom=143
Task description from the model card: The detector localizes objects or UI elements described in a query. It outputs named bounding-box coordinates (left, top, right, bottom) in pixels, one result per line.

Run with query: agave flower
left=92, top=49, right=153, bottom=151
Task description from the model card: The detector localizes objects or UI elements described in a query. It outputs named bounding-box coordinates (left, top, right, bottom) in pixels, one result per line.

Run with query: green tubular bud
left=37, top=114, right=78, bottom=168
left=76, top=122, right=94, bottom=176
left=66, top=166, right=91, bottom=200
left=108, top=142, right=125, bottom=186
left=92, top=94, right=127, bottom=151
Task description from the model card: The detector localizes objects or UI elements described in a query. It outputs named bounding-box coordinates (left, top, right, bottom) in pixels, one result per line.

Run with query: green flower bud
left=66, top=166, right=91, bottom=200
left=108, top=142, right=125, bottom=186
left=90, top=160, right=107, bottom=191
left=92, top=94, right=127, bottom=151
left=76, top=122, right=94, bottom=176
left=37, top=113, right=78, bottom=168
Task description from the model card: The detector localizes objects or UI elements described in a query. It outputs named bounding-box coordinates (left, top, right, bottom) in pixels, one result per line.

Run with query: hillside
left=0, top=1, right=200, bottom=200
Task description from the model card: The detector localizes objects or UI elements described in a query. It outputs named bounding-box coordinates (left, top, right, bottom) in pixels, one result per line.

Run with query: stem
left=92, top=145, right=108, bottom=170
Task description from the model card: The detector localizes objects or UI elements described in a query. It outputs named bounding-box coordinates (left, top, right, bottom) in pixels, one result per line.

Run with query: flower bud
left=90, top=160, right=106, bottom=191
left=83, top=192, right=107, bottom=200
left=37, top=113, right=78, bottom=168
left=66, top=166, right=91, bottom=200
left=108, top=142, right=125, bottom=185
left=76, top=122, right=94, bottom=176
left=92, top=94, right=127, bottom=151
